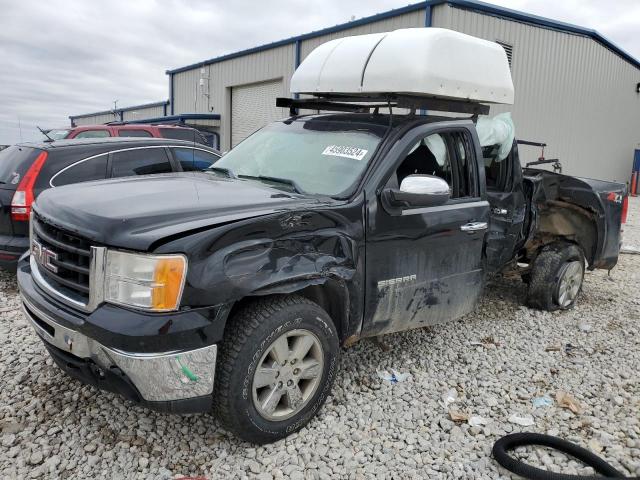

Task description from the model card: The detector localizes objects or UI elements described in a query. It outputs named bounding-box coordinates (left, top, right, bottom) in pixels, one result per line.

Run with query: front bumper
left=18, top=258, right=223, bottom=413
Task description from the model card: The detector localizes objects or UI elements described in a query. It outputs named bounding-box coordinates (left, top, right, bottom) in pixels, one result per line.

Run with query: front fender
left=154, top=203, right=365, bottom=338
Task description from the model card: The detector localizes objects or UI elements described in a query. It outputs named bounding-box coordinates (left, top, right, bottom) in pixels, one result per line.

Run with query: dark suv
left=0, top=138, right=220, bottom=269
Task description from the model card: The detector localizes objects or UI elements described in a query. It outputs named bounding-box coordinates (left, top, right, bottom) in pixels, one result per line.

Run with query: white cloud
left=0, top=0, right=638, bottom=144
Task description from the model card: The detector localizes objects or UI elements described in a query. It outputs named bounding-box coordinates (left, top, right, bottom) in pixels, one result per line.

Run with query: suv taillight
left=11, top=151, right=48, bottom=222
left=621, top=195, right=629, bottom=225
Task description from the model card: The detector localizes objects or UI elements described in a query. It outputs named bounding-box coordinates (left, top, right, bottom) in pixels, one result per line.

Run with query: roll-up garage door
left=231, top=79, right=285, bottom=147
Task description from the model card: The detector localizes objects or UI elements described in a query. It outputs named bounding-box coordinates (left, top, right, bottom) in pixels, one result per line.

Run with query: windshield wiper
left=206, top=166, right=237, bottom=179
left=238, top=175, right=305, bottom=194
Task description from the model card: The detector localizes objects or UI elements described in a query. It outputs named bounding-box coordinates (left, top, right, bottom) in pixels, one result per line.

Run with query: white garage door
left=231, top=79, right=285, bottom=147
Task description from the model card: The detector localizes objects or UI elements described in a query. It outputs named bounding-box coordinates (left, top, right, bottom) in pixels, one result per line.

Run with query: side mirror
left=382, top=174, right=450, bottom=211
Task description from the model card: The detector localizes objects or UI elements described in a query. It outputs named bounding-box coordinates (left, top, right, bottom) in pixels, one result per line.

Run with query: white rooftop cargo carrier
left=290, top=28, right=514, bottom=105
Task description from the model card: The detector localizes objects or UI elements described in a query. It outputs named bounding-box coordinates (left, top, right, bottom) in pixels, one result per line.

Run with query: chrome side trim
left=22, top=296, right=217, bottom=402
left=87, top=246, right=106, bottom=311
left=460, top=221, right=488, bottom=232
left=101, top=345, right=217, bottom=402
left=400, top=200, right=489, bottom=216
left=49, top=144, right=219, bottom=187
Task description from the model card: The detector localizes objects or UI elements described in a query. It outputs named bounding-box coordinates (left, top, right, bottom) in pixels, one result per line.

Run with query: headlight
left=105, top=250, right=187, bottom=312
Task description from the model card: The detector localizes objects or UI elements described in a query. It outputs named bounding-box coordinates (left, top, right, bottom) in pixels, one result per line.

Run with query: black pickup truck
left=17, top=110, right=626, bottom=443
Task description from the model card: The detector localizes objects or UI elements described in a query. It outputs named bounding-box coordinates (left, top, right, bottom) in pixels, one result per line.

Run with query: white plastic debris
left=508, top=414, right=535, bottom=427
left=468, top=416, right=489, bottom=427
left=442, top=389, right=458, bottom=407
left=376, top=369, right=410, bottom=384
left=578, top=322, right=593, bottom=333
left=532, top=396, right=553, bottom=408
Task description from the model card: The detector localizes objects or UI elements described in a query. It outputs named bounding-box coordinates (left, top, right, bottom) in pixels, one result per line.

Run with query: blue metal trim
left=165, top=0, right=639, bottom=74
left=69, top=101, right=170, bottom=120
left=211, top=131, right=220, bottom=150
left=293, top=39, right=302, bottom=100
left=169, top=73, right=175, bottom=115
left=125, top=113, right=221, bottom=124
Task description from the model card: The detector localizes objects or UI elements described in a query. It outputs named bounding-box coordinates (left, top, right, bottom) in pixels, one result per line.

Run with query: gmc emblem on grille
left=32, top=240, right=58, bottom=274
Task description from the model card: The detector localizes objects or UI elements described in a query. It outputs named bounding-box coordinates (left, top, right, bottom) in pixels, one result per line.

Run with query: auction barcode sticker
left=321, top=145, right=368, bottom=161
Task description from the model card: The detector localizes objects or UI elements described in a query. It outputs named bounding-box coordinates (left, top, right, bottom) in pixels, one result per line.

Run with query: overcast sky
left=1, top=0, right=638, bottom=144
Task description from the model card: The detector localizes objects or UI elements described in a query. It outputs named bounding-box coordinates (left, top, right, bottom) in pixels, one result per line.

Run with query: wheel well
left=224, top=280, right=351, bottom=344
left=525, top=202, right=596, bottom=267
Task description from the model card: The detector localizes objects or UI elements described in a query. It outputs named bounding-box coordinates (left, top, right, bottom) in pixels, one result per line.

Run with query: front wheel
left=214, top=295, right=339, bottom=444
left=526, top=242, right=585, bottom=311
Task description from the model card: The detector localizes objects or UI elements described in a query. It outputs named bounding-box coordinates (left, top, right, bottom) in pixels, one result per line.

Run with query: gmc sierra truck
left=17, top=28, right=627, bottom=443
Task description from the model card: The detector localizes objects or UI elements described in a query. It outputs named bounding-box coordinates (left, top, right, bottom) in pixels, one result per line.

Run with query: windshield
left=214, top=119, right=386, bottom=196
left=47, top=129, right=71, bottom=140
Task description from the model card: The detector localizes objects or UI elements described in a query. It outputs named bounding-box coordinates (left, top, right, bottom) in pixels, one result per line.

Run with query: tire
left=526, top=242, right=585, bottom=311
left=214, top=295, right=340, bottom=444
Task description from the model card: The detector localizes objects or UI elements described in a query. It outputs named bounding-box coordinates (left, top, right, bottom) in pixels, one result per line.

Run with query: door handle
left=491, top=207, right=508, bottom=216
left=460, top=222, right=488, bottom=232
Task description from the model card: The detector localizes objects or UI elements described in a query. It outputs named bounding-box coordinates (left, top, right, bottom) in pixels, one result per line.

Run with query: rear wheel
left=214, top=295, right=339, bottom=444
left=526, top=242, right=585, bottom=311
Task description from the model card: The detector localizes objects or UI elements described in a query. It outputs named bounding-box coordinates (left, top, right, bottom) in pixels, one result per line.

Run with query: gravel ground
left=1, top=199, right=639, bottom=480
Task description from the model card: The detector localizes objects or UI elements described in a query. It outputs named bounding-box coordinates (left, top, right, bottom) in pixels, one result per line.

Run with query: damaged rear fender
left=526, top=200, right=597, bottom=266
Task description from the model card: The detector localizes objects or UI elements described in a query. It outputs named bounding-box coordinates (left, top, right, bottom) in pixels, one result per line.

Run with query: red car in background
left=47, top=124, right=210, bottom=145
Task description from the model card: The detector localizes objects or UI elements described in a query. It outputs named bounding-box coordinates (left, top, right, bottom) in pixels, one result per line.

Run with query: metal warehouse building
left=70, top=0, right=640, bottom=183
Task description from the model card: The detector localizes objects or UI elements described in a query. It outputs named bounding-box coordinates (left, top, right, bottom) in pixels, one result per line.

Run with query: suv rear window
left=159, top=128, right=207, bottom=144
left=172, top=147, right=219, bottom=171
left=51, top=155, right=109, bottom=187
left=0, top=146, right=40, bottom=187
left=74, top=130, right=110, bottom=138
left=117, top=129, right=153, bottom=138
left=111, top=148, right=173, bottom=177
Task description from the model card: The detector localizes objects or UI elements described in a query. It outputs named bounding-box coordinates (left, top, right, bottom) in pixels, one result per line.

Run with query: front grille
left=32, top=214, right=92, bottom=303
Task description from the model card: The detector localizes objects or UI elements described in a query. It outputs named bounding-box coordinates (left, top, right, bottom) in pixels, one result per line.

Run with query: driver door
left=363, top=124, right=490, bottom=336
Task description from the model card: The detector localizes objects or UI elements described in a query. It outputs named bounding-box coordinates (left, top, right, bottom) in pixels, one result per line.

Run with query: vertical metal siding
left=231, top=80, right=286, bottom=147
left=121, top=104, right=165, bottom=122
left=172, top=44, right=295, bottom=150
left=170, top=5, right=639, bottom=176
left=437, top=5, right=640, bottom=182
left=72, top=112, right=119, bottom=126
left=299, top=11, right=424, bottom=58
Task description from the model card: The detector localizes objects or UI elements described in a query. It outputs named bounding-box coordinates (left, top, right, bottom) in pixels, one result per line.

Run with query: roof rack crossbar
left=276, top=94, right=489, bottom=116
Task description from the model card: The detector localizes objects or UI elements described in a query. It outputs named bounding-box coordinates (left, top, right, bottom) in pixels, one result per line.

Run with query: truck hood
left=34, top=172, right=326, bottom=251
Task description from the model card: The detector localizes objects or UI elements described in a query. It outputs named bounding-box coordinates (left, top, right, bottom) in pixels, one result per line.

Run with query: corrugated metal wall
left=171, top=10, right=428, bottom=149
left=72, top=103, right=167, bottom=126
left=83, top=3, right=639, bottom=179
left=121, top=104, right=165, bottom=122
left=299, top=11, right=424, bottom=59
left=231, top=80, right=286, bottom=147
left=72, top=112, right=119, bottom=126
left=172, top=44, right=295, bottom=149
left=437, top=5, right=640, bottom=182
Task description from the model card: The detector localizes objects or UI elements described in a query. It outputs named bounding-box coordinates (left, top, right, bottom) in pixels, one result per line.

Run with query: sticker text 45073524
left=322, top=145, right=368, bottom=161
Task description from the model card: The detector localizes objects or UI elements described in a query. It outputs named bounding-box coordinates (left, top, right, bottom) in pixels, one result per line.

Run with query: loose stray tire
left=526, top=242, right=585, bottom=311
left=214, top=295, right=340, bottom=444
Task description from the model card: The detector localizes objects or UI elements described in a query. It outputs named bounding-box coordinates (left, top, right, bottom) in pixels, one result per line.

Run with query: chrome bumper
left=22, top=298, right=217, bottom=402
